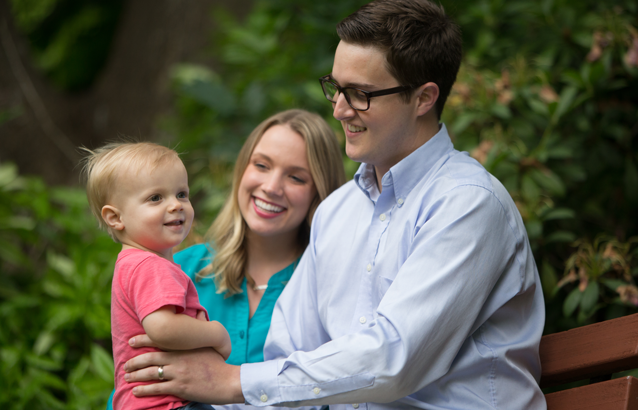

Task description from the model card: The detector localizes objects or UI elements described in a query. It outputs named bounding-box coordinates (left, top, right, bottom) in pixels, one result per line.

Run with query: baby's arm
left=142, top=306, right=232, bottom=360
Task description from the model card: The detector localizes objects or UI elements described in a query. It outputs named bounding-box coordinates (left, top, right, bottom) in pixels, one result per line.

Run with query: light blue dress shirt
left=240, top=124, right=547, bottom=409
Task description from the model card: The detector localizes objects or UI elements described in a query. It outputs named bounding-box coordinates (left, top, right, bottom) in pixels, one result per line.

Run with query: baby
left=82, top=142, right=230, bottom=410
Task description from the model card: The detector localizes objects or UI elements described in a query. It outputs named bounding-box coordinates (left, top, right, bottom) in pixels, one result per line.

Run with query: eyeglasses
left=319, top=75, right=415, bottom=111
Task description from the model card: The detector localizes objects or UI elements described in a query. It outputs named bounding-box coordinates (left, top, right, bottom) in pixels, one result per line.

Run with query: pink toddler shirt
left=111, top=248, right=208, bottom=410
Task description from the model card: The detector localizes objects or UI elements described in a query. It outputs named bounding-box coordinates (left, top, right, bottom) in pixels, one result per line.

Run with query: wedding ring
left=158, top=365, right=164, bottom=381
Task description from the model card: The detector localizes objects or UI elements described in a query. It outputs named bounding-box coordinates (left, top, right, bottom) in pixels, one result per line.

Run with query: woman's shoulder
left=174, top=243, right=216, bottom=276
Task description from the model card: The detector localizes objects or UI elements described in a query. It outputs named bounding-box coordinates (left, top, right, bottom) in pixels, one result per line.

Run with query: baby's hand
left=215, top=336, right=232, bottom=361
left=209, top=321, right=232, bottom=361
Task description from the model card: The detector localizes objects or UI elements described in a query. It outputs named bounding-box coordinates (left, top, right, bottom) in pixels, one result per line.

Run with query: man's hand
left=124, top=335, right=244, bottom=405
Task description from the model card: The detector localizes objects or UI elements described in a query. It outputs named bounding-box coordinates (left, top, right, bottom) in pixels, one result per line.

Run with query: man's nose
left=333, top=93, right=356, bottom=121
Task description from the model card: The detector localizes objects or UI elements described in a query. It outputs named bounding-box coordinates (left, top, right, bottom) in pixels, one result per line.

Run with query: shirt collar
left=354, top=123, right=454, bottom=203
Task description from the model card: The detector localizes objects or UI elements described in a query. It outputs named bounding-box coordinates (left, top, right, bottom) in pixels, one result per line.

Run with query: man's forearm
left=122, top=342, right=245, bottom=404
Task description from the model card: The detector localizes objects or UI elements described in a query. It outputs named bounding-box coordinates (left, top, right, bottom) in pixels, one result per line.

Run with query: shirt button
left=359, top=316, right=366, bottom=324
left=379, top=213, right=386, bottom=221
left=239, top=330, right=245, bottom=339
left=353, top=404, right=360, bottom=409
left=366, top=264, right=372, bottom=272
left=260, top=394, right=268, bottom=402
left=313, top=387, right=321, bottom=395
left=398, top=198, right=404, bottom=205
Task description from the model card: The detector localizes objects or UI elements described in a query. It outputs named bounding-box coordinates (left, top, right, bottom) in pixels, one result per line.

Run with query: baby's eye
left=150, top=194, right=161, bottom=202
left=177, top=191, right=189, bottom=199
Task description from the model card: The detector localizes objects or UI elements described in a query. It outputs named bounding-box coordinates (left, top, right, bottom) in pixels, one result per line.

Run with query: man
left=125, top=0, right=547, bottom=408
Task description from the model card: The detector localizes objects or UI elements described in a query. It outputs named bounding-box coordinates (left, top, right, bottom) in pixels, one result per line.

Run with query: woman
left=107, top=109, right=346, bottom=408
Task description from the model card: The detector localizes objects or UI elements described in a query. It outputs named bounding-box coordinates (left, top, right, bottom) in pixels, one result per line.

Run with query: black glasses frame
left=319, top=75, right=415, bottom=111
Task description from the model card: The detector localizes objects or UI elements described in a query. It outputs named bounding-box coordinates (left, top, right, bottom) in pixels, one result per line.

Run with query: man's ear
left=415, top=82, right=440, bottom=117
left=102, top=205, right=124, bottom=231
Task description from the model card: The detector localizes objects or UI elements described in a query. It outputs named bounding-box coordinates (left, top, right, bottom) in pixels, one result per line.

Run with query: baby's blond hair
left=80, top=141, right=181, bottom=241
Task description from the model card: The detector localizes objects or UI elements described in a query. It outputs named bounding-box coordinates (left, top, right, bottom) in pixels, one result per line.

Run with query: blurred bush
left=0, top=162, right=117, bottom=408
left=441, top=0, right=638, bottom=331
left=9, top=0, right=123, bottom=91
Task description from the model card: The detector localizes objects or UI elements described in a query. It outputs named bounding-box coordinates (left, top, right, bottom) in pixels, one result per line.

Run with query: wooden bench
left=540, top=313, right=638, bottom=410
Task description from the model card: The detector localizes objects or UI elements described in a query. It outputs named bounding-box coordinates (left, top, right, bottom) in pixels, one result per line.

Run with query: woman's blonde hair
left=198, top=109, right=346, bottom=295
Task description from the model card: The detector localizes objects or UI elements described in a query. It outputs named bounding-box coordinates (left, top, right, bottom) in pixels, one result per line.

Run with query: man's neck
left=373, top=119, right=441, bottom=192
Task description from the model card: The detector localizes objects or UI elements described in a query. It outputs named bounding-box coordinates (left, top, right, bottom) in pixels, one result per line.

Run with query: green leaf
left=546, top=145, right=573, bottom=159
left=551, top=86, right=578, bottom=124
left=521, top=173, right=541, bottom=202
left=563, top=287, right=582, bottom=317
left=525, top=220, right=543, bottom=240
left=541, top=208, right=575, bottom=221
left=545, top=231, right=577, bottom=244
left=528, top=99, right=549, bottom=116
left=580, top=281, right=600, bottom=314
left=491, top=103, right=511, bottom=119
left=181, top=80, right=236, bottom=115
left=0, top=216, right=36, bottom=230
left=0, top=163, right=18, bottom=187
left=529, top=168, right=565, bottom=196
left=451, top=112, right=480, bottom=135
left=91, top=344, right=114, bottom=382
left=47, top=252, right=76, bottom=278
left=601, top=279, right=627, bottom=292
left=541, top=259, right=558, bottom=299
left=33, top=331, right=56, bottom=356
left=25, top=353, right=63, bottom=371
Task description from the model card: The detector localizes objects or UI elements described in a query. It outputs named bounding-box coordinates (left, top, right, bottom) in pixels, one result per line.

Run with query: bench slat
left=545, top=376, right=638, bottom=410
left=540, top=313, right=638, bottom=388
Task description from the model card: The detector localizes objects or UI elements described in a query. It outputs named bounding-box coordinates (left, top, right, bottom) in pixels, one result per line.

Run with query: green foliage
left=556, top=236, right=638, bottom=323
left=10, top=0, right=123, bottom=91
left=439, top=0, right=638, bottom=331
left=0, top=162, right=117, bottom=408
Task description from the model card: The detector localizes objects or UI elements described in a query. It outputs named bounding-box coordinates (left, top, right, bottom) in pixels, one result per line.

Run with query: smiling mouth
left=254, top=198, right=285, bottom=213
left=347, top=124, right=367, bottom=133
left=164, top=220, right=184, bottom=226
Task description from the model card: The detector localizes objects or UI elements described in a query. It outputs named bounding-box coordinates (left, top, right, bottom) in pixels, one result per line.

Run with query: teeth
left=165, top=220, right=183, bottom=226
left=255, top=198, right=284, bottom=213
left=348, top=124, right=366, bottom=132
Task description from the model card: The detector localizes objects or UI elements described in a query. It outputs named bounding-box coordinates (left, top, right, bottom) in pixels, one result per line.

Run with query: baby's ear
left=102, top=205, right=124, bottom=231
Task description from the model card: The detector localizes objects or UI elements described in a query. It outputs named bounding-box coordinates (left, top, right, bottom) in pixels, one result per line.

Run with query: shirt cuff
left=241, top=359, right=376, bottom=407
left=241, top=360, right=283, bottom=406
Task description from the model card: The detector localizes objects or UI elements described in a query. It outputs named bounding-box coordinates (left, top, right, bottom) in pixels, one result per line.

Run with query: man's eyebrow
left=329, top=74, right=376, bottom=90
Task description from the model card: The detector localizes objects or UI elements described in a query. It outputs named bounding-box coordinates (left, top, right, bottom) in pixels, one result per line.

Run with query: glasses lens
left=322, top=81, right=339, bottom=102
left=344, top=88, right=369, bottom=110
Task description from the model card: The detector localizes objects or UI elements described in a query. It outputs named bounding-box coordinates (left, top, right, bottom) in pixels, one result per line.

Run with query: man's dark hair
left=336, top=0, right=462, bottom=119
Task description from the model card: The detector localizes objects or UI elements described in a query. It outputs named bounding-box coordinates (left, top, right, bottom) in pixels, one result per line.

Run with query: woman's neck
left=244, top=230, right=301, bottom=284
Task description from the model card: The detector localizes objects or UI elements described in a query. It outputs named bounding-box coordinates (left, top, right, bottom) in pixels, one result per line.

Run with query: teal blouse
left=174, top=243, right=296, bottom=365
left=106, top=243, right=296, bottom=409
